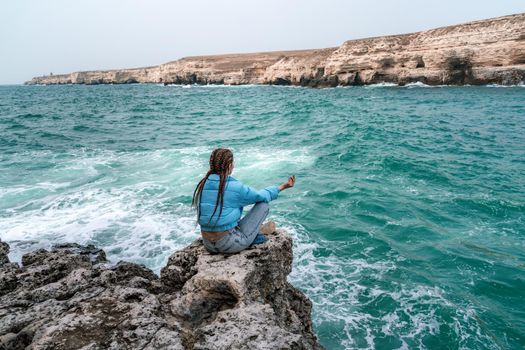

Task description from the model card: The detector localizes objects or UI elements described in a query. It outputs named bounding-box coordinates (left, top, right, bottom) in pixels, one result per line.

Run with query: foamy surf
left=283, top=219, right=501, bottom=350
left=2, top=84, right=523, bottom=349
left=2, top=146, right=316, bottom=273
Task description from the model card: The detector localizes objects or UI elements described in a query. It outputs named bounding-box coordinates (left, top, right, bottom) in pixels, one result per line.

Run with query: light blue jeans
left=202, top=201, right=269, bottom=254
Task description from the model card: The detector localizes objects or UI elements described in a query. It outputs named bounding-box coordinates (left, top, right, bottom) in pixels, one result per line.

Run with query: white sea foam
left=486, top=82, right=525, bottom=88
left=362, top=82, right=457, bottom=89
left=405, top=81, right=432, bottom=88
left=163, top=83, right=263, bottom=88
left=1, top=144, right=500, bottom=349
left=2, top=146, right=315, bottom=272
left=3, top=184, right=199, bottom=269
left=365, top=82, right=399, bottom=88
left=280, top=217, right=500, bottom=349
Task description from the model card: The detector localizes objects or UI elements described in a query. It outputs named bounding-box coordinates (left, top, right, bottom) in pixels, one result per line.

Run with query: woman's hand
left=278, top=175, right=296, bottom=191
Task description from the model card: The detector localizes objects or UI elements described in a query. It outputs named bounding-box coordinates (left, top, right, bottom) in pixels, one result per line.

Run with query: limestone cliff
left=26, top=13, right=525, bottom=87
left=0, top=223, right=322, bottom=350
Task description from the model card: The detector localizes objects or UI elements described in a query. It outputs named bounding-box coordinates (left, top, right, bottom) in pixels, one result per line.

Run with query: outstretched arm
left=239, top=184, right=279, bottom=206
left=239, top=175, right=296, bottom=206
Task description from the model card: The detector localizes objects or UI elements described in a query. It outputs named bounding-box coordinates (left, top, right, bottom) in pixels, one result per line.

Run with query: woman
left=192, top=148, right=295, bottom=254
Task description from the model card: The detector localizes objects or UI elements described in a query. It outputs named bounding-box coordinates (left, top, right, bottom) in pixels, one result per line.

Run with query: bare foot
left=260, top=221, right=276, bottom=235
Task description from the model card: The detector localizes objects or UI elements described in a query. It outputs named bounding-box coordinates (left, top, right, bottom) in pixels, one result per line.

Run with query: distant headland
left=26, top=13, right=525, bottom=87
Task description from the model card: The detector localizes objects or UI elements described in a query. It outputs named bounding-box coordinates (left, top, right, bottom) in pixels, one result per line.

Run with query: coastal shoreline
left=0, top=223, right=323, bottom=349
left=26, top=13, right=525, bottom=87
left=22, top=82, right=525, bottom=88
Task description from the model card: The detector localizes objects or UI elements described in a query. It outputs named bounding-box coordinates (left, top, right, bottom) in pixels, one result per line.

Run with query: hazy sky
left=1, top=0, right=524, bottom=84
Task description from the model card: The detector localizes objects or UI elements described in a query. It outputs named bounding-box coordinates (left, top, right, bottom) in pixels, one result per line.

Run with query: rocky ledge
left=26, top=13, right=525, bottom=87
left=0, top=223, right=321, bottom=350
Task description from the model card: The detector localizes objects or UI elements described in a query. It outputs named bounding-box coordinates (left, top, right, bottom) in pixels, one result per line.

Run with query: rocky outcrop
left=0, top=240, right=9, bottom=267
left=26, top=13, right=525, bottom=87
left=0, top=224, right=321, bottom=350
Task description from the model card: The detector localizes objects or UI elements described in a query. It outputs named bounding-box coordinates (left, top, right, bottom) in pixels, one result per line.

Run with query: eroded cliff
left=0, top=223, right=322, bottom=350
left=26, top=13, right=525, bottom=87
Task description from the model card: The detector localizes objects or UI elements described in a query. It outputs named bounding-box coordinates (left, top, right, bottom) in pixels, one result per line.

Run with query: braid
left=216, top=150, right=226, bottom=172
left=209, top=149, right=228, bottom=224
left=192, top=169, right=212, bottom=221
left=212, top=149, right=223, bottom=173
left=193, top=148, right=234, bottom=226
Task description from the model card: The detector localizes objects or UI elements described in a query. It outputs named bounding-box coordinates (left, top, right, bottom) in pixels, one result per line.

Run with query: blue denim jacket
left=198, top=174, right=279, bottom=232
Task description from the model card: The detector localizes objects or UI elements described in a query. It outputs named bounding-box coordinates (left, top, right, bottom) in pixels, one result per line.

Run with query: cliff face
left=26, top=13, right=525, bottom=87
left=0, top=223, right=322, bottom=350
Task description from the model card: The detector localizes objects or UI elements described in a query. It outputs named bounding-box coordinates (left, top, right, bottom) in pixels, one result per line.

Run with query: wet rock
left=53, top=243, right=107, bottom=264
left=0, top=262, right=20, bottom=297
left=0, top=240, right=9, bottom=266
left=0, top=222, right=322, bottom=349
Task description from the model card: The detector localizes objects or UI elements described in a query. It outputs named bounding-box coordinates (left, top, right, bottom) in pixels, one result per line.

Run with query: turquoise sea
left=1, top=84, right=524, bottom=349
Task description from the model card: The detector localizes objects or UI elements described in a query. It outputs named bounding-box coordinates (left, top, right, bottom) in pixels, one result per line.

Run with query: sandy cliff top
left=27, top=13, right=525, bottom=86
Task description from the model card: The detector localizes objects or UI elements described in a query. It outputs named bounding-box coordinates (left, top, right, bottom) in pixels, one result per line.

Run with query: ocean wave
left=164, top=83, right=263, bottom=89
left=405, top=81, right=433, bottom=88
left=486, top=83, right=525, bottom=88
left=2, top=145, right=316, bottom=272
left=284, top=219, right=501, bottom=349
left=362, top=81, right=525, bottom=88
left=364, top=82, right=399, bottom=88
left=4, top=186, right=198, bottom=270
left=2, top=84, right=523, bottom=349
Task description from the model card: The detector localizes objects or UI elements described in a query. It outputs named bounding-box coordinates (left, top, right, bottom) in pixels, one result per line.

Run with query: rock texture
left=26, top=13, right=525, bottom=87
left=0, top=224, right=321, bottom=350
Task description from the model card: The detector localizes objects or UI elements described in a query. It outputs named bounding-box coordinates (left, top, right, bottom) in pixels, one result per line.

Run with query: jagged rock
left=0, top=222, right=322, bottom=349
left=26, top=13, right=525, bottom=87
left=0, top=240, right=9, bottom=266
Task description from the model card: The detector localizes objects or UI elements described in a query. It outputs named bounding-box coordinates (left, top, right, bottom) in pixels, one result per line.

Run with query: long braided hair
left=192, top=148, right=234, bottom=226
